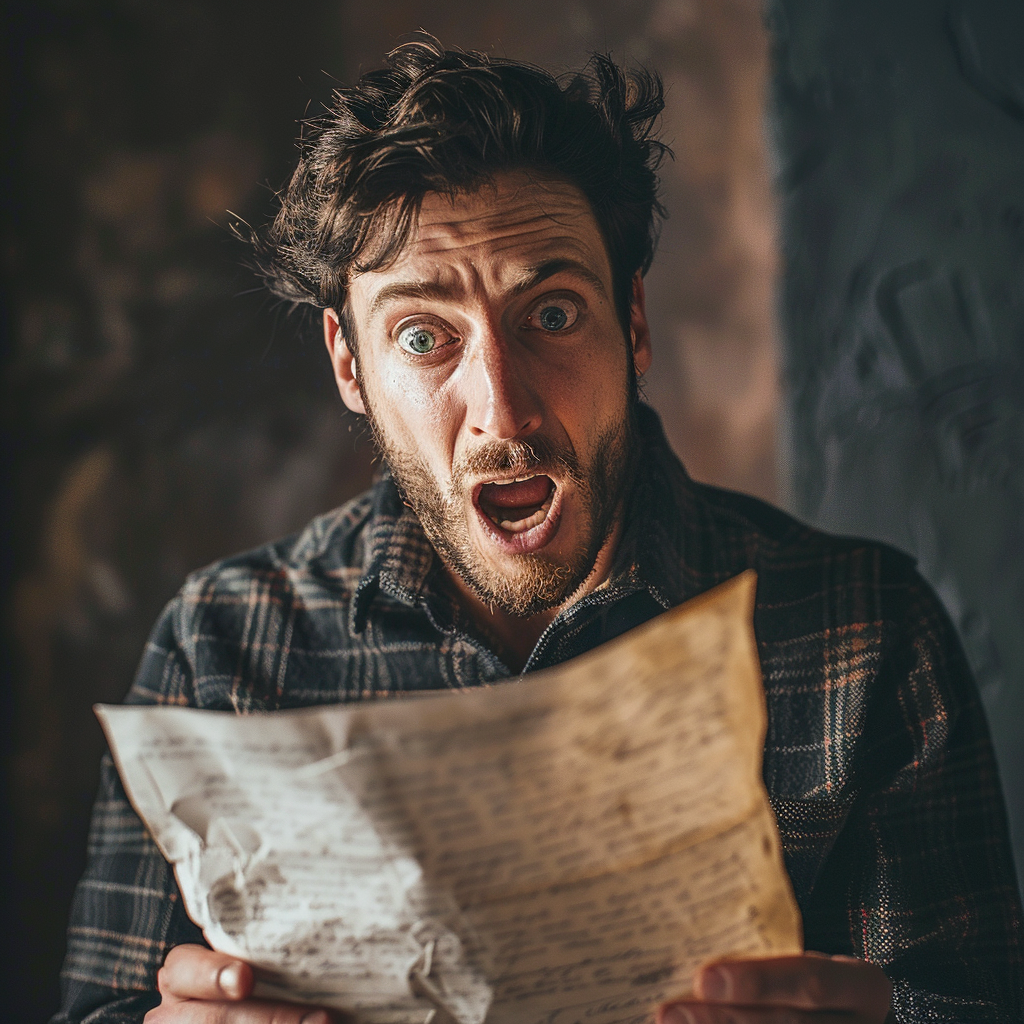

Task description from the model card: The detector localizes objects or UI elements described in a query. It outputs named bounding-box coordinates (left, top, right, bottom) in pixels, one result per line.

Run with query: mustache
left=454, top=435, right=582, bottom=488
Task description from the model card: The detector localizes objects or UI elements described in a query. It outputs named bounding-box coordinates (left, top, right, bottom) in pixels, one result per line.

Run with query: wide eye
left=396, top=322, right=456, bottom=355
left=525, top=297, right=579, bottom=332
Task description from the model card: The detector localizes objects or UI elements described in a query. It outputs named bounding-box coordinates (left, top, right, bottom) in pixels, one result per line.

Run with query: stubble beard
left=361, top=395, right=638, bottom=618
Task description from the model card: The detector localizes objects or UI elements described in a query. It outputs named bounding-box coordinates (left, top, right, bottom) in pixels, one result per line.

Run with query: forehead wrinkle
left=368, top=236, right=604, bottom=318
left=411, top=210, right=594, bottom=254
left=358, top=176, right=611, bottom=316
left=413, top=229, right=599, bottom=273
left=399, top=217, right=605, bottom=285
left=412, top=184, right=596, bottom=247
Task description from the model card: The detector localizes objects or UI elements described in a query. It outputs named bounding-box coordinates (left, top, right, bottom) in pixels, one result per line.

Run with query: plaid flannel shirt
left=56, top=405, right=1024, bottom=1023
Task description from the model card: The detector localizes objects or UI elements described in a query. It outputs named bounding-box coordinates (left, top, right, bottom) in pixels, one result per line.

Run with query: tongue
left=479, top=475, right=553, bottom=509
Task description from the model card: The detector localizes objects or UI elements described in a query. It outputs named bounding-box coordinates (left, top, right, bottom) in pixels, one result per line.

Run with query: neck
left=442, top=519, right=624, bottom=674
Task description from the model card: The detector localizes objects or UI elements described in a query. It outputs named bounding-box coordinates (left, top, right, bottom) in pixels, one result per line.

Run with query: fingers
left=659, top=953, right=891, bottom=1023
left=150, top=946, right=345, bottom=1023
left=157, top=944, right=255, bottom=1002
left=145, top=997, right=336, bottom=1023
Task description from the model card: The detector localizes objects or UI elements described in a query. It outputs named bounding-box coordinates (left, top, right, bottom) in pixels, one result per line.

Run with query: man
left=55, top=40, right=1022, bottom=1024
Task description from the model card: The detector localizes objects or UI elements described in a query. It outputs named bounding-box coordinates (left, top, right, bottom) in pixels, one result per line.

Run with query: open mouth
left=471, top=473, right=564, bottom=555
left=476, top=474, right=555, bottom=534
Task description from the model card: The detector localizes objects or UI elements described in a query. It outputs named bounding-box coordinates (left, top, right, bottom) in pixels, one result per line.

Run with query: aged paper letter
left=97, top=570, right=802, bottom=1024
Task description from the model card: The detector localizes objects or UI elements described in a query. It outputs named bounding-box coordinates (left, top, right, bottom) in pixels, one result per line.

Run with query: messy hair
left=253, top=37, right=669, bottom=341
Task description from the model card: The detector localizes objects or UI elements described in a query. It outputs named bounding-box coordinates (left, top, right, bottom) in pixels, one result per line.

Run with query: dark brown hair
left=253, top=37, right=669, bottom=341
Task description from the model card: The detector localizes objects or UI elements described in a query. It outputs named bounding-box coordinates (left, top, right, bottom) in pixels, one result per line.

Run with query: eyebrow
left=368, top=279, right=461, bottom=319
left=367, top=257, right=608, bottom=319
left=510, top=258, right=609, bottom=301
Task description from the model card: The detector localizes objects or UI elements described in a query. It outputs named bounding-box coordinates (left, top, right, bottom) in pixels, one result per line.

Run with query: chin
left=450, top=512, right=596, bottom=617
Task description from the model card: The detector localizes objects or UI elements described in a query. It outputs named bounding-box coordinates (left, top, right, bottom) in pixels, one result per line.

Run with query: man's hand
left=145, top=944, right=340, bottom=1023
left=658, top=953, right=892, bottom=1023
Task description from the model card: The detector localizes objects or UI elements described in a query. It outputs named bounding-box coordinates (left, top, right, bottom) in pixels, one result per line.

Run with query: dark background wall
left=3, top=1, right=1021, bottom=1020
left=2, top=2, right=778, bottom=1019
left=770, top=0, right=1024, bottom=894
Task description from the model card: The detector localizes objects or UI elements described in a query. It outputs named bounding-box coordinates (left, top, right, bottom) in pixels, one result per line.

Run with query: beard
left=362, top=396, right=638, bottom=618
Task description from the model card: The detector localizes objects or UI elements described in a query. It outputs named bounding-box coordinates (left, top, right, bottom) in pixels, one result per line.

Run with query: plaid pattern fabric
left=56, top=405, right=1024, bottom=1022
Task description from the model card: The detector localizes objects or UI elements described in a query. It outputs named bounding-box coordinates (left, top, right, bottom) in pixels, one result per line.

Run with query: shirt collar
left=350, top=470, right=439, bottom=633
left=598, top=403, right=698, bottom=610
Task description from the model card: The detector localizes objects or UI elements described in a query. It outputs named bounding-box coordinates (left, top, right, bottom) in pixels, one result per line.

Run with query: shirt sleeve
left=52, top=599, right=205, bottom=1024
left=802, top=570, right=1024, bottom=1022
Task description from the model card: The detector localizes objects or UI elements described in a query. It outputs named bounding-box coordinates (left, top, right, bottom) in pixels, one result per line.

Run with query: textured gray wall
left=770, top=0, right=1024, bottom=891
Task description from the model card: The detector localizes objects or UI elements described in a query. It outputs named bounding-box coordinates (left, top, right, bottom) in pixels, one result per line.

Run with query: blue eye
left=539, top=306, right=568, bottom=331
left=527, top=298, right=579, bottom=332
left=398, top=325, right=437, bottom=354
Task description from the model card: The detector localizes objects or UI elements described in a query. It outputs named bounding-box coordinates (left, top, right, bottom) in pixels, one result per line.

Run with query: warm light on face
left=337, top=172, right=646, bottom=616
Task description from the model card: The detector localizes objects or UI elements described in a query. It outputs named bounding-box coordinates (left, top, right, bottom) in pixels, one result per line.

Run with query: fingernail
left=217, top=962, right=244, bottom=998
left=300, top=1012, right=331, bottom=1024
left=697, top=965, right=728, bottom=1001
left=660, top=1007, right=695, bottom=1024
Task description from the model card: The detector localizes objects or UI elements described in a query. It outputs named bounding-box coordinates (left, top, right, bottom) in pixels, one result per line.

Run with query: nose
left=464, top=322, right=543, bottom=441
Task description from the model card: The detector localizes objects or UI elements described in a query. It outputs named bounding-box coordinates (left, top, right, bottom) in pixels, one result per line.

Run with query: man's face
left=327, top=172, right=651, bottom=617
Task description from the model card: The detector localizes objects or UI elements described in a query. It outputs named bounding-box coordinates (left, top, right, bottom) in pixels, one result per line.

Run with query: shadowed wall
left=3, top=2, right=778, bottom=1018
left=771, top=0, right=1024, bottom=893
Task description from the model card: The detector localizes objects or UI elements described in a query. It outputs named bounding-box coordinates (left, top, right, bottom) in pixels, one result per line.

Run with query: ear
left=323, top=307, right=366, bottom=415
left=628, top=272, right=652, bottom=377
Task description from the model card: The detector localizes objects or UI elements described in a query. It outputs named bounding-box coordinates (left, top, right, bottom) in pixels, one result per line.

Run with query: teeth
left=493, top=499, right=552, bottom=534
left=491, top=475, right=538, bottom=485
